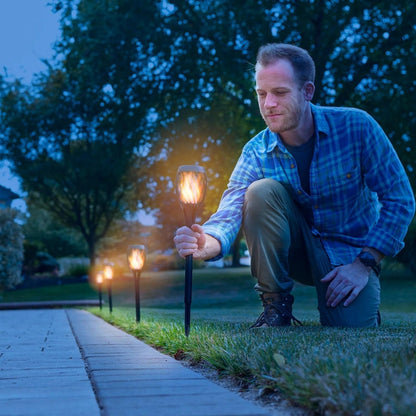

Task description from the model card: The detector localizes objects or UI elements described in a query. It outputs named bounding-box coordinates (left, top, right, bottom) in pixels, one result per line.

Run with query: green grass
left=3, top=266, right=416, bottom=415
left=86, top=267, right=416, bottom=416
left=0, top=282, right=97, bottom=302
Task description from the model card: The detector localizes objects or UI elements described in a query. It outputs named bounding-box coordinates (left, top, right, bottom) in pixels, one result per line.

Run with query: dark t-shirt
left=285, top=135, right=315, bottom=194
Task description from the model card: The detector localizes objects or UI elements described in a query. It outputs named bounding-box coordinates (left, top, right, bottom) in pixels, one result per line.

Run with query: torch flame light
left=103, top=264, right=113, bottom=280
left=96, top=273, right=103, bottom=284
left=178, top=172, right=205, bottom=204
left=128, top=247, right=145, bottom=271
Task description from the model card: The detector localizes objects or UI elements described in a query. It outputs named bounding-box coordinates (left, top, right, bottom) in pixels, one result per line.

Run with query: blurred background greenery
left=0, top=0, right=415, bottom=292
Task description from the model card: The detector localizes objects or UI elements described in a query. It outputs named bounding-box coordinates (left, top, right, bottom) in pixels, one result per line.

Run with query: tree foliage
left=141, top=0, right=416, bottom=253
left=1, top=0, right=415, bottom=265
left=0, top=209, right=24, bottom=290
left=0, top=0, right=165, bottom=265
left=22, top=204, right=87, bottom=258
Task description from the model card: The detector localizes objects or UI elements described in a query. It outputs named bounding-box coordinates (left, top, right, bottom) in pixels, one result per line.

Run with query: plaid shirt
left=203, top=104, right=415, bottom=265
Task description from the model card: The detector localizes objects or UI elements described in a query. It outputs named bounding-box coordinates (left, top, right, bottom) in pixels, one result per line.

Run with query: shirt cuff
left=365, top=228, right=405, bottom=258
left=201, top=226, right=230, bottom=261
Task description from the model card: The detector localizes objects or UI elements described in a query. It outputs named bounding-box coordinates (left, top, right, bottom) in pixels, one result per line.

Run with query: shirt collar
left=265, top=103, right=329, bottom=153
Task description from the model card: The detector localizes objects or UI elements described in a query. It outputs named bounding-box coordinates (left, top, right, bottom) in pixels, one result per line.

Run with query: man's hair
left=256, top=43, right=315, bottom=86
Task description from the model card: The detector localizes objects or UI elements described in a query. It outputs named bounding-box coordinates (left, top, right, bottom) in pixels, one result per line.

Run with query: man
left=173, top=43, right=415, bottom=328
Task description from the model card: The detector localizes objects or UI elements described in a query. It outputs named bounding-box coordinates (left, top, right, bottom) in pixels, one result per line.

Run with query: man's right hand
left=173, top=224, right=221, bottom=260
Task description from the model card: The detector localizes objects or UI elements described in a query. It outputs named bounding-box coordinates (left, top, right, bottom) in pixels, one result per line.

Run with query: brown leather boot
left=250, top=292, right=302, bottom=328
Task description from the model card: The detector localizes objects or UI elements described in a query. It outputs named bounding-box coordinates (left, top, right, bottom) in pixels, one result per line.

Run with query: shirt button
left=291, top=164, right=295, bottom=168
left=297, top=190, right=302, bottom=195
left=314, top=205, right=319, bottom=209
left=346, top=173, right=352, bottom=178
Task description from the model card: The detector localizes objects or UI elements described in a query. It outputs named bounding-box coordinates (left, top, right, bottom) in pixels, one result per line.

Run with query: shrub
left=66, top=263, right=89, bottom=278
left=58, top=257, right=89, bottom=276
left=0, top=209, right=24, bottom=290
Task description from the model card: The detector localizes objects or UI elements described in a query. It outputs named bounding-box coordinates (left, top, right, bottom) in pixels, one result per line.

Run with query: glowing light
left=176, top=166, right=207, bottom=205
left=96, top=272, right=103, bottom=284
left=103, top=264, right=113, bottom=280
left=127, top=245, right=145, bottom=271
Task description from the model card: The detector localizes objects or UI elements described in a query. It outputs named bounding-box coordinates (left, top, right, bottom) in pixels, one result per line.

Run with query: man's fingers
left=321, top=268, right=337, bottom=282
left=327, top=284, right=353, bottom=308
left=343, top=288, right=361, bottom=307
left=191, top=223, right=204, bottom=233
left=178, top=247, right=197, bottom=257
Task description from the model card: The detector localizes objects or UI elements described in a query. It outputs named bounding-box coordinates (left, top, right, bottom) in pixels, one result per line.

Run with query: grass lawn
left=90, top=266, right=416, bottom=416
left=2, top=266, right=416, bottom=415
left=0, top=282, right=97, bottom=302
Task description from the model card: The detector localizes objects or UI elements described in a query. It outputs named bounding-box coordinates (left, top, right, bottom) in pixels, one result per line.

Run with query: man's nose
left=264, top=93, right=278, bottom=108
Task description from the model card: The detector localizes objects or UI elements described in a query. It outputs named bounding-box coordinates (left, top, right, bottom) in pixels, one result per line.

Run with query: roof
left=0, top=184, right=20, bottom=200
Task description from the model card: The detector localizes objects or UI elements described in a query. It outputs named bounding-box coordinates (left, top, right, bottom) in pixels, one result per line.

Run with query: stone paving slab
left=0, top=309, right=100, bottom=416
left=67, top=309, right=273, bottom=416
left=0, top=308, right=287, bottom=416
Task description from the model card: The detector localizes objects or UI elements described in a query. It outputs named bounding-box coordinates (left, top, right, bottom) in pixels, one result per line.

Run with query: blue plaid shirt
left=203, top=104, right=415, bottom=265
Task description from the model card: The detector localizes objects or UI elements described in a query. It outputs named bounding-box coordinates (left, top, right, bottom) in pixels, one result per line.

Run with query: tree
left=141, top=0, right=416, bottom=261
left=0, top=209, right=24, bottom=290
left=0, top=76, right=138, bottom=266
left=0, top=0, right=165, bottom=267
left=22, top=204, right=87, bottom=258
left=2, top=0, right=415, bottom=267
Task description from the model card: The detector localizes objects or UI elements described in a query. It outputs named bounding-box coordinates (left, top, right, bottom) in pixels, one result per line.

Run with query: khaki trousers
left=243, top=178, right=380, bottom=327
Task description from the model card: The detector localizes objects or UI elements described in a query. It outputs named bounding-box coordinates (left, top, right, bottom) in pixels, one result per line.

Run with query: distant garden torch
left=103, top=263, right=114, bottom=313
left=96, top=272, right=103, bottom=310
left=127, top=245, right=146, bottom=323
left=176, top=165, right=207, bottom=336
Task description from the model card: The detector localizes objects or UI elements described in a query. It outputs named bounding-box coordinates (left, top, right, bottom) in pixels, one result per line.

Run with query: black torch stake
left=104, top=263, right=114, bottom=313
left=176, top=165, right=207, bottom=336
left=127, top=245, right=146, bottom=323
left=96, top=272, right=103, bottom=310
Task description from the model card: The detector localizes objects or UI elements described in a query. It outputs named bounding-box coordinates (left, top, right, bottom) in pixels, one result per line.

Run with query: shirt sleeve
left=202, top=142, right=264, bottom=259
left=361, top=112, right=415, bottom=256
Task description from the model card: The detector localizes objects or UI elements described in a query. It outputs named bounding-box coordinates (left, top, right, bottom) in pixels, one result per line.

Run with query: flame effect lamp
left=96, top=272, right=104, bottom=310
left=176, top=165, right=207, bottom=336
left=127, top=245, right=146, bottom=322
left=103, top=263, right=114, bottom=313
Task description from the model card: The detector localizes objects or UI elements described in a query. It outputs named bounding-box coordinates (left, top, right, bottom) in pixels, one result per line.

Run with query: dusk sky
left=0, top=1, right=60, bottom=209
left=0, top=1, right=155, bottom=224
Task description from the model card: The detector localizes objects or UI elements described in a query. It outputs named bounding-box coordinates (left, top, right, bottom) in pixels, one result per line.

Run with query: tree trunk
left=87, top=239, right=96, bottom=280
left=231, top=228, right=243, bottom=267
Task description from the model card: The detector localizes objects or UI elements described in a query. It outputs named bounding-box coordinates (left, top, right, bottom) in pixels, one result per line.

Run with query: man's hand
left=173, top=224, right=207, bottom=259
left=321, top=260, right=371, bottom=308
left=174, top=224, right=222, bottom=260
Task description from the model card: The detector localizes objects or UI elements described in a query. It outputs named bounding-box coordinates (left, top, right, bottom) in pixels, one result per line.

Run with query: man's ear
left=303, top=82, right=315, bottom=101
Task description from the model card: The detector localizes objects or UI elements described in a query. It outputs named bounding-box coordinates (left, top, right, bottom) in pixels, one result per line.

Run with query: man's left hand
left=321, top=260, right=371, bottom=308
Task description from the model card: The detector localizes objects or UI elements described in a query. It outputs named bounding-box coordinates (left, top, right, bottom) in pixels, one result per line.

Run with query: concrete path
left=0, top=309, right=279, bottom=416
left=0, top=309, right=99, bottom=416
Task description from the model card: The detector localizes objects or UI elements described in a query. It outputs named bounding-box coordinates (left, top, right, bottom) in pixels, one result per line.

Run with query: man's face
left=255, top=59, right=308, bottom=134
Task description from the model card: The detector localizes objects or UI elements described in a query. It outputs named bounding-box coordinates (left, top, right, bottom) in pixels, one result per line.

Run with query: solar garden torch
left=127, top=245, right=146, bottom=323
left=103, top=262, right=114, bottom=313
left=176, top=165, right=207, bottom=336
left=96, top=272, right=104, bottom=310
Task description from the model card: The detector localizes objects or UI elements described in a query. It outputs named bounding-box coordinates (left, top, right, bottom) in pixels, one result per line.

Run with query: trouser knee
left=318, top=274, right=381, bottom=328
left=244, top=179, right=291, bottom=217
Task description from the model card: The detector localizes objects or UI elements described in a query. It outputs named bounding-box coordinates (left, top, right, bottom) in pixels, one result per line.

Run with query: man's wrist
left=361, top=247, right=384, bottom=264
left=357, top=250, right=381, bottom=276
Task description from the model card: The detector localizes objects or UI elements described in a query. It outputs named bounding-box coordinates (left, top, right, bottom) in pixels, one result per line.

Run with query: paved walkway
left=0, top=309, right=283, bottom=416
